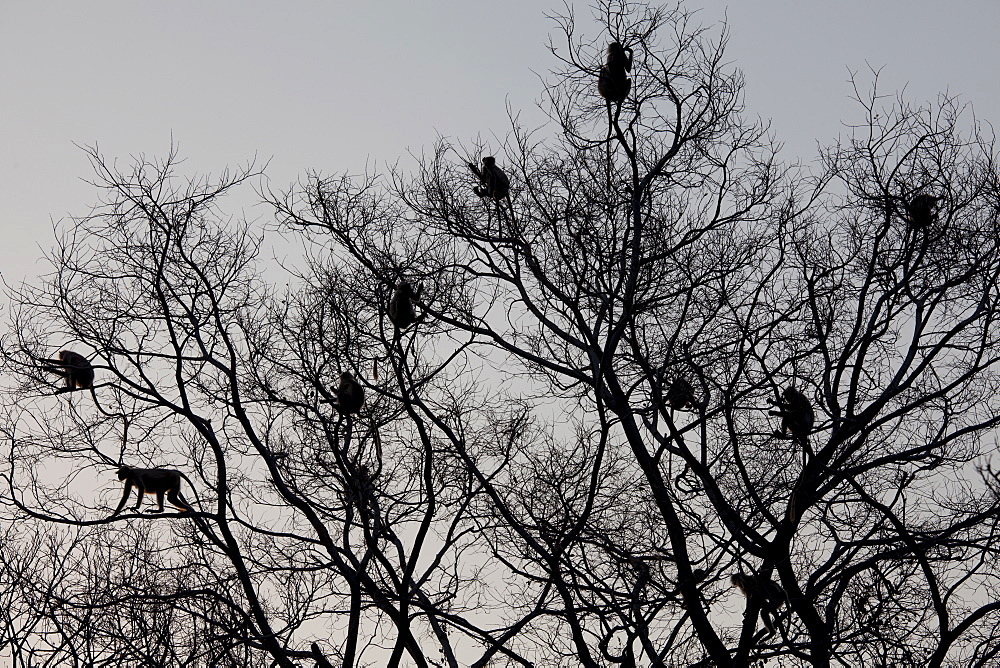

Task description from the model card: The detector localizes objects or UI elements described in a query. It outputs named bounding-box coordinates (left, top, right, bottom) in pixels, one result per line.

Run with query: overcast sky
left=2, top=1, right=998, bottom=286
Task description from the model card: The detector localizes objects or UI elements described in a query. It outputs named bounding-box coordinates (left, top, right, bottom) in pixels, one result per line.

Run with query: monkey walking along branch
left=113, top=466, right=194, bottom=514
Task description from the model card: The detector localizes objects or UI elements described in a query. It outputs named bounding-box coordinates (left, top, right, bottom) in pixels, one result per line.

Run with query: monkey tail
left=504, top=194, right=516, bottom=223
left=173, top=470, right=204, bottom=513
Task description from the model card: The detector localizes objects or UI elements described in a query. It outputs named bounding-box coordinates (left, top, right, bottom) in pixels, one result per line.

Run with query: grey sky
left=2, top=1, right=998, bottom=285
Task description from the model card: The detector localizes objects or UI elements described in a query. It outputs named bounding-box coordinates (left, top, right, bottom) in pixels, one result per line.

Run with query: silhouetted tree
left=3, top=2, right=1000, bottom=667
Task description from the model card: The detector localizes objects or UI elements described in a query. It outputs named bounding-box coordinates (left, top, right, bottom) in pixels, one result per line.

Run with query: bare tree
left=3, top=2, right=1000, bottom=667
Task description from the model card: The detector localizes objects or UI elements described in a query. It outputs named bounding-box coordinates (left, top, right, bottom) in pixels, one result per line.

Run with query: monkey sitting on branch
left=311, top=642, right=336, bottom=668
left=326, top=372, right=365, bottom=415
left=904, top=193, right=943, bottom=230
left=769, top=386, right=814, bottom=445
left=387, top=281, right=425, bottom=333
left=664, top=376, right=699, bottom=412
left=597, top=41, right=633, bottom=104
left=43, top=349, right=94, bottom=394
left=731, top=573, right=786, bottom=635
left=113, top=466, right=194, bottom=514
left=467, top=156, right=510, bottom=201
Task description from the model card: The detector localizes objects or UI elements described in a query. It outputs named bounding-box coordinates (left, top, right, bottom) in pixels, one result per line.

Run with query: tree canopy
left=3, top=2, right=1000, bottom=667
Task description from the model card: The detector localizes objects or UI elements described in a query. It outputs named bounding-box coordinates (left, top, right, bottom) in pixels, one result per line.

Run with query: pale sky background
left=2, top=1, right=998, bottom=287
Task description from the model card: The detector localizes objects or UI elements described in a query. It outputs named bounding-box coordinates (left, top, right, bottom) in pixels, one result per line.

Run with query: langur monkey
left=731, top=573, right=786, bottom=634
left=113, top=466, right=194, bottom=514
left=44, top=350, right=94, bottom=393
left=905, top=193, right=942, bottom=230
left=467, top=156, right=510, bottom=201
left=598, top=41, right=633, bottom=104
left=388, top=281, right=424, bottom=332
left=665, top=377, right=698, bottom=411
left=311, top=643, right=336, bottom=668
left=330, top=372, right=365, bottom=415
left=769, top=386, right=814, bottom=444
